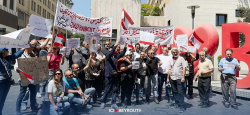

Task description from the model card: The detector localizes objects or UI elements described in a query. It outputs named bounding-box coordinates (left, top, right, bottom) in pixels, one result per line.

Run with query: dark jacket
left=0, top=49, right=24, bottom=79
left=85, top=58, right=101, bottom=80
left=104, top=45, right=126, bottom=77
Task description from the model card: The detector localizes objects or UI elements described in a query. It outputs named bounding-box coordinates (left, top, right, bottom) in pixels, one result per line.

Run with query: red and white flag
left=54, top=34, right=65, bottom=48
left=189, top=34, right=202, bottom=49
left=126, top=38, right=134, bottom=51
left=121, top=8, right=134, bottom=30
left=18, top=69, right=34, bottom=84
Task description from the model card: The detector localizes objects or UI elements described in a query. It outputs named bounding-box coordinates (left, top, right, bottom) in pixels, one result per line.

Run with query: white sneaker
left=100, top=103, right=105, bottom=109
left=36, top=93, right=41, bottom=98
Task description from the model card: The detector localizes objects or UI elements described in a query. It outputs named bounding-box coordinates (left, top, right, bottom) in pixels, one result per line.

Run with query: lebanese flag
left=126, top=38, right=134, bottom=51
left=54, top=34, right=65, bottom=48
left=121, top=8, right=134, bottom=30
left=18, top=69, right=34, bottom=84
left=179, top=46, right=188, bottom=53
left=189, top=34, right=203, bottom=49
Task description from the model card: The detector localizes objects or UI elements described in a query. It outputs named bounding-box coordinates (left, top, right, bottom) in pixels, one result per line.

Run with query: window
left=51, top=15, right=54, bottom=20
left=47, top=12, right=50, bottom=19
left=43, top=0, right=46, bottom=5
left=10, top=0, right=14, bottom=10
left=43, top=9, right=46, bottom=18
left=48, top=1, right=51, bottom=9
left=31, top=1, right=36, bottom=11
left=216, top=14, right=227, bottom=26
left=18, top=11, right=25, bottom=20
left=235, top=10, right=241, bottom=17
left=3, top=0, right=7, bottom=7
left=37, top=5, right=42, bottom=15
left=19, top=0, right=24, bottom=6
left=168, top=20, right=171, bottom=26
left=52, top=4, right=54, bottom=12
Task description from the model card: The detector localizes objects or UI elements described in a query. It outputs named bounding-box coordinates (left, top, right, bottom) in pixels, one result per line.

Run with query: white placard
left=132, top=61, right=140, bottom=69
left=54, top=1, right=113, bottom=37
left=29, top=14, right=52, bottom=38
left=223, top=62, right=235, bottom=70
left=140, top=31, right=155, bottom=45
left=59, top=47, right=70, bottom=55
left=0, top=27, right=34, bottom=48
left=188, top=46, right=197, bottom=53
left=66, top=38, right=80, bottom=48
left=176, top=34, right=188, bottom=48
left=121, top=26, right=174, bottom=45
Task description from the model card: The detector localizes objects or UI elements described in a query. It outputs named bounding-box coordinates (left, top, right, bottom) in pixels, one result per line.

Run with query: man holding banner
left=14, top=46, right=39, bottom=115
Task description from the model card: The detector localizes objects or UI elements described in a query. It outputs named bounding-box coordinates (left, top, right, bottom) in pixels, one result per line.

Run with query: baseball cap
left=125, top=51, right=133, bottom=56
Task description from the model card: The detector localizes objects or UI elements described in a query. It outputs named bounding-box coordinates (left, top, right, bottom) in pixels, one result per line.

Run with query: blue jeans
left=68, top=88, right=96, bottom=106
left=21, top=90, right=29, bottom=107
left=49, top=70, right=54, bottom=80
left=16, top=81, right=37, bottom=112
left=42, top=101, right=70, bottom=115
left=148, top=74, right=158, bottom=98
left=183, top=76, right=188, bottom=97
left=102, top=77, right=118, bottom=104
left=40, top=80, right=48, bottom=96
left=0, top=79, right=11, bottom=115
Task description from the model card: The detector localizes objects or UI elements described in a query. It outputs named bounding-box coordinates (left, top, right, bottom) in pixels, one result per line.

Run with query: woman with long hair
left=47, top=45, right=65, bottom=80
left=0, top=48, right=25, bottom=115
left=43, top=69, right=70, bottom=115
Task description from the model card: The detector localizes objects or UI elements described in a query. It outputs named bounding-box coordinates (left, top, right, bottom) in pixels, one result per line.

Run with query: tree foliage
left=237, top=6, right=250, bottom=46
left=141, top=3, right=161, bottom=16
left=68, top=33, right=85, bottom=46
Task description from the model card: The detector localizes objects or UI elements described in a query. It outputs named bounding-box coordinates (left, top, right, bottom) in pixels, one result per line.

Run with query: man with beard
left=71, top=64, right=85, bottom=92
left=167, top=48, right=186, bottom=113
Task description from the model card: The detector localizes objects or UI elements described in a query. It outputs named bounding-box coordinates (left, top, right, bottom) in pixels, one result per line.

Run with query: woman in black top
left=120, top=51, right=134, bottom=108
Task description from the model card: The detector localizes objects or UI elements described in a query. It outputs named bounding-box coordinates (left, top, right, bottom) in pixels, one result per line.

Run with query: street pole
left=187, top=5, right=200, bottom=29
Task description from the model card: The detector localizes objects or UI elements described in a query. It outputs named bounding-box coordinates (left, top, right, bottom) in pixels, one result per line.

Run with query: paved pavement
left=2, top=63, right=250, bottom=115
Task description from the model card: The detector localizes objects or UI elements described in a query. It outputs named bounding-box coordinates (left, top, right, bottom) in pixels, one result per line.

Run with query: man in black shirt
left=146, top=50, right=162, bottom=104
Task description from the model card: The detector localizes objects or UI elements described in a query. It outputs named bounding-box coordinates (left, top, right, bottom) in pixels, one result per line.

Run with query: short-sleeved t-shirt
left=169, top=56, right=187, bottom=80
left=147, top=57, right=161, bottom=75
left=47, top=53, right=62, bottom=70
left=44, top=80, right=65, bottom=101
left=120, top=60, right=134, bottom=79
left=63, top=77, right=80, bottom=90
left=218, top=57, right=240, bottom=75
left=198, top=59, right=213, bottom=77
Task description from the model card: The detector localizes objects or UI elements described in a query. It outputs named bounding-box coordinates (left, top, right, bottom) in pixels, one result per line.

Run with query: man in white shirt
left=156, top=47, right=171, bottom=102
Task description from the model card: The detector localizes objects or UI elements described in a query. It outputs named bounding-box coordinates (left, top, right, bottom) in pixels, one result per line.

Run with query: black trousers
left=187, top=74, right=194, bottom=96
left=198, top=77, right=211, bottom=104
left=170, top=78, right=184, bottom=108
left=86, top=80, right=98, bottom=102
left=121, top=76, right=134, bottom=104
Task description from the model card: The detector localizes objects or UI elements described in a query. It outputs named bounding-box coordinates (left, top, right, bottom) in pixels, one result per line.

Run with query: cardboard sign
left=176, top=34, right=188, bottom=52
left=29, top=14, right=53, bottom=38
left=0, top=27, right=34, bottom=48
left=18, top=57, right=49, bottom=86
left=54, top=1, right=113, bottom=37
left=66, top=38, right=80, bottom=48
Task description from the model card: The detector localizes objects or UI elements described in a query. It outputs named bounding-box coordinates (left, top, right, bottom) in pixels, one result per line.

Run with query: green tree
left=141, top=3, right=161, bottom=16
left=68, top=33, right=85, bottom=46
left=151, top=3, right=161, bottom=16
left=237, top=6, right=250, bottom=46
left=141, top=4, right=152, bottom=16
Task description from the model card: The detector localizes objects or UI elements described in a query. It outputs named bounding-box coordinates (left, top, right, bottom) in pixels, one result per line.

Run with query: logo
left=109, top=109, right=142, bottom=112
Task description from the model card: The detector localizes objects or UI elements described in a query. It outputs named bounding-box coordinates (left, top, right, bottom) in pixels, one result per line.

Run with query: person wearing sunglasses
left=145, top=49, right=162, bottom=104
left=218, top=49, right=240, bottom=110
left=63, top=70, right=95, bottom=112
left=42, top=69, right=70, bottom=115
left=47, top=46, right=65, bottom=80
left=0, top=48, right=25, bottom=115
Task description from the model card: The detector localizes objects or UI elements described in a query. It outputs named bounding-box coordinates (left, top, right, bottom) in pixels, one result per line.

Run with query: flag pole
left=48, top=26, right=56, bottom=63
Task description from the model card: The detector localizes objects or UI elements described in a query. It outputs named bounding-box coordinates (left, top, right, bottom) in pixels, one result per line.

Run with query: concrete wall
left=141, top=16, right=167, bottom=27
left=164, top=0, right=249, bottom=80
left=91, top=0, right=141, bottom=39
